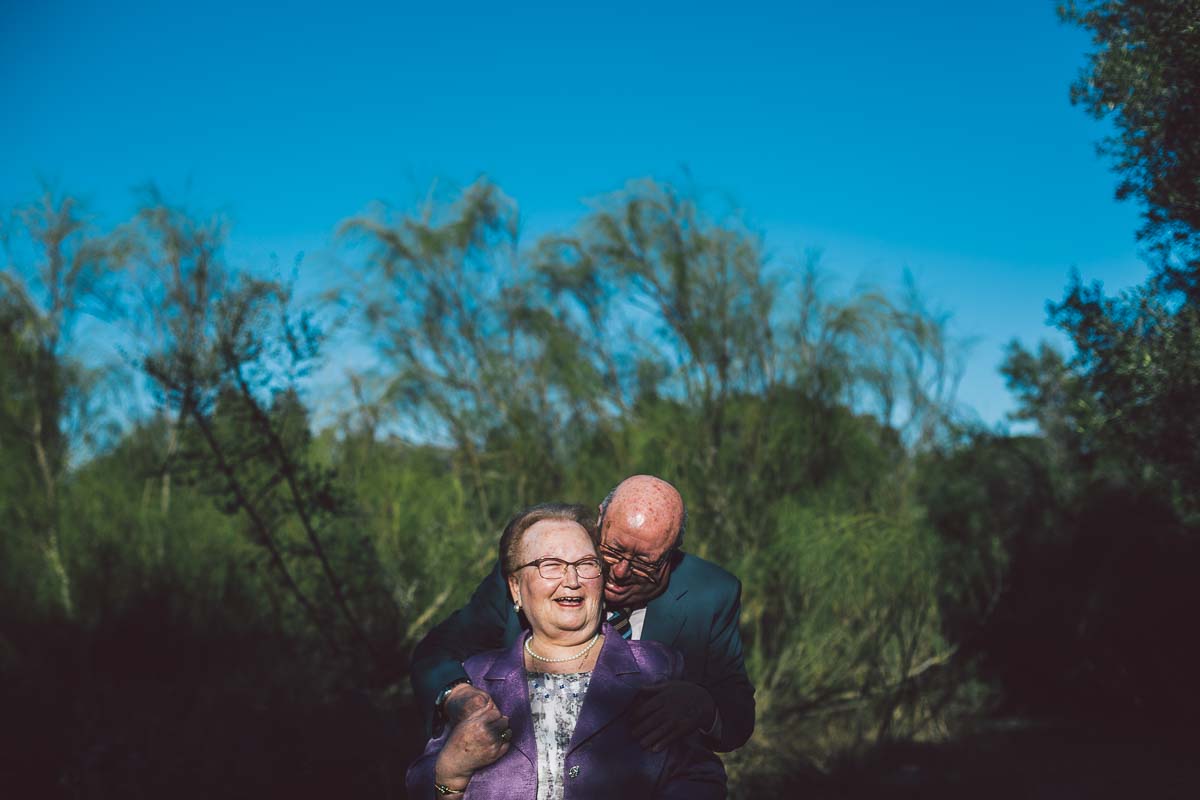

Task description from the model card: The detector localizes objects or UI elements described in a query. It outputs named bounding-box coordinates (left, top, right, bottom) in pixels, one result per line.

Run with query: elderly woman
left=407, top=502, right=726, bottom=800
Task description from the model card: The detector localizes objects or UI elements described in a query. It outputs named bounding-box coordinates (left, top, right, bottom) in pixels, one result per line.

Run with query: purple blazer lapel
left=567, top=623, right=642, bottom=755
left=481, top=634, right=537, bottom=767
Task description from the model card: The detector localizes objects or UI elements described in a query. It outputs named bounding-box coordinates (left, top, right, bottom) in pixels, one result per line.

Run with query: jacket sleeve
left=410, top=562, right=511, bottom=734
left=405, top=728, right=449, bottom=800
left=703, top=576, right=755, bottom=752
left=657, top=649, right=728, bottom=799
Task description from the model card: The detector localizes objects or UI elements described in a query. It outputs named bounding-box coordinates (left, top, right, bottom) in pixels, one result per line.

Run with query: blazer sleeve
left=704, top=576, right=755, bottom=752
left=405, top=728, right=449, bottom=800
left=410, top=562, right=511, bottom=734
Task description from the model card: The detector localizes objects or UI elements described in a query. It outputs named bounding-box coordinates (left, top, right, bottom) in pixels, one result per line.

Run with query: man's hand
left=434, top=692, right=512, bottom=788
left=630, top=680, right=716, bottom=752
left=442, top=683, right=492, bottom=727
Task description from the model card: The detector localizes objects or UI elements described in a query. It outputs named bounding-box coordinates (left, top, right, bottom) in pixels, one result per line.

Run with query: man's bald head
left=600, top=475, right=686, bottom=547
left=597, top=475, right=686, bottom=608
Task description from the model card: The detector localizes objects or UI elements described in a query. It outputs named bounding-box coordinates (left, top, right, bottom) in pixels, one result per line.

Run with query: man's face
left=599, top=512, right=677, bottom=609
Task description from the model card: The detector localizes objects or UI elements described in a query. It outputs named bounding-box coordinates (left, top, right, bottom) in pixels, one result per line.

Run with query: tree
left=0, top=191, right=116, bottom=616
left=1060, top=0, right=1200, bottom=287
left=1001, top=262, right=1200, bottom=526
left=342, top=180, right=591, bottom=524
left=535, top=182, right=964, bottom=550
left=127, top=195, right=389, bottom=669
left=932, top=0, right=1200, bottom=724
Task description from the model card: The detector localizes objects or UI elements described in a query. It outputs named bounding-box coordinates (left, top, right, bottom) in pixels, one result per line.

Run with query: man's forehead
left=602, top=513, right=675, bottom=553
left=601, top=475, right=682, bottom=548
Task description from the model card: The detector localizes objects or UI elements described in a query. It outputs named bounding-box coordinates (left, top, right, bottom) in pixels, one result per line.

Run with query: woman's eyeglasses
left=516, top=557, right=603, bottom=580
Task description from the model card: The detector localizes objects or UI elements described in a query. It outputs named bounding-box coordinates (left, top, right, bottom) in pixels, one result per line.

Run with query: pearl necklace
left=524, top=631, right=601, bottom=663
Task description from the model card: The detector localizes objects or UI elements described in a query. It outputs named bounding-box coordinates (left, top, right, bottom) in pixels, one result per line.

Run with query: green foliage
left=895, top=3, right=1200, bottom=735
left=342, top=181, right=583, bottom=528
left=1050, top=278, right=1200, bottom=519
left=1060, top=0, right=1200, bottom=284
left=5, top=4, right=1198, bottom=791
left=1004, top=277, right=1200, bottom=523
left=740, top=504, right=944, bottom=718
left=971, top=270, right=1200, bottom=722
left=921, top=428, right=1197, bottom=722
left=0, top=190, right=119, bottom=618
left=943, top=271, right=1200, bottom=724
left=334, top=432, right=490, bottom=646
left=1, top=180, right=977, bottom=796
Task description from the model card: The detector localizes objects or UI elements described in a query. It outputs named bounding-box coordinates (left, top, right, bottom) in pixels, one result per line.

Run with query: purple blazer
left=407, top=623, right=727, bottom=799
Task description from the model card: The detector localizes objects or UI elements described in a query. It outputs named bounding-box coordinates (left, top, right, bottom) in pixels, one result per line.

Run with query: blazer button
left=568, top=765, right=581, bottom=779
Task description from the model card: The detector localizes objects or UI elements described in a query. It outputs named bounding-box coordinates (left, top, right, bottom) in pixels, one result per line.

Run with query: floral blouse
left=526, top=671, right=592, bottom=800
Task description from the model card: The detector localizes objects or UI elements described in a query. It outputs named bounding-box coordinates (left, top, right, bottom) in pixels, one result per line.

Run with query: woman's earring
left=513, top=596, right=522, bottom=613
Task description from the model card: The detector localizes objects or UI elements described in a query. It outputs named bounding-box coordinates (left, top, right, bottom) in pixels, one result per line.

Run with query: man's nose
left=610, top=559, right=631, bottom=580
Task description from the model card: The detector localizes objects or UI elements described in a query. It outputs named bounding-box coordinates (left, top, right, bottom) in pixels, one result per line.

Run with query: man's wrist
left=435, top=678, right=472, bottom=720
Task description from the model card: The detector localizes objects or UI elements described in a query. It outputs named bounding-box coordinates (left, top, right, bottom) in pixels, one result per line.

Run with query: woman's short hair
left=499, top=502, right=599, bottom=576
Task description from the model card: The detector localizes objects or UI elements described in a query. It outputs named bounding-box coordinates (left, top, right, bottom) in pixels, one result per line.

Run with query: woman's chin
left=538, top=609, right=599, bottom=635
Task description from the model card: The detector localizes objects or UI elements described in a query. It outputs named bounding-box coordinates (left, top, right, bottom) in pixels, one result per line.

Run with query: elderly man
left=411, top=475, right=755, bottom=754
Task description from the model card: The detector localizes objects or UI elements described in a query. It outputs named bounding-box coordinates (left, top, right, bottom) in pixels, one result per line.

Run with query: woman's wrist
left=433, top=775, right=469, bottom=795
left=434, top=762, right=472, bottom=791
left=433, top=778, right=468, bottom=796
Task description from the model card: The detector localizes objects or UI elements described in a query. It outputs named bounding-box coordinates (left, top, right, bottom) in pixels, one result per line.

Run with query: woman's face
left=507, top=519, right=603, bottom=642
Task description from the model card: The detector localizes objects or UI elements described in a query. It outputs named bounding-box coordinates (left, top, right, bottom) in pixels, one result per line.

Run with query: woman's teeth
left=554, top=596, right=582, bottom=606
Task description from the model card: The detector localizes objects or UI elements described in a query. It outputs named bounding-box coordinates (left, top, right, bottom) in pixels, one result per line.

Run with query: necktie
left=607, top=608, right=633, bottom=639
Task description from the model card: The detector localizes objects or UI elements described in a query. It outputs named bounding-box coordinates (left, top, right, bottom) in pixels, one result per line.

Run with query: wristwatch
left=434, top=677, right=473, bottom=720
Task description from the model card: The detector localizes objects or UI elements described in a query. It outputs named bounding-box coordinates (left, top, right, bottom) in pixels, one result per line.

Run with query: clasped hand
left=435, top=686, right=511, bottom=785
left=630, top=680, right=715, bottom=752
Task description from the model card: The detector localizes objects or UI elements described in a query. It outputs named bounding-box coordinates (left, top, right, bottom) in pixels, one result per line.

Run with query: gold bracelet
left=434, top=782, right=465, bottom=796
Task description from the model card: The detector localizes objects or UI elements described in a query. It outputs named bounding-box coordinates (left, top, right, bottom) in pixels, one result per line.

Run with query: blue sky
left=1, top=1, right=1148, bottom=426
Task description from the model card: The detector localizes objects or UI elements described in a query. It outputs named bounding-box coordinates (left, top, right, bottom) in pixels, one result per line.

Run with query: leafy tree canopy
left=1061, top=0, right=1200, bottom=286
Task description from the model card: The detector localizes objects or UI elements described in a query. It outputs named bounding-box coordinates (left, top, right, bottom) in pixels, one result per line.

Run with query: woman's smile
left=508, top=519, right=604, bottom=646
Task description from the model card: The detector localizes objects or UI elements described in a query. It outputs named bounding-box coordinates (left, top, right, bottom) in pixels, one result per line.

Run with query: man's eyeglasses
left=516, top=557, right=603, bottom=581
left=597, top=543, right=675, bottom=582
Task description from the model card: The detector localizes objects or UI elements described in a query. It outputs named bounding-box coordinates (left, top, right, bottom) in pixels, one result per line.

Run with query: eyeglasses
left=516, top=557, right=603, bottom=581
left=597, top=543, right=675, bottom=582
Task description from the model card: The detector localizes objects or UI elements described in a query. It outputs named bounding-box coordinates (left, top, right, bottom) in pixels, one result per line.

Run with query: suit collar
left=640, top=554, right=691, bottom=646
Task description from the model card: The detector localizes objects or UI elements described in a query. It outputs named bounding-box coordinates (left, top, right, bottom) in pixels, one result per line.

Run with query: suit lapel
left=482, top=634, right=537, bottom=766
left=642, top=563, right=689, bottom=646
left=566, top=625, right=642, bottom=755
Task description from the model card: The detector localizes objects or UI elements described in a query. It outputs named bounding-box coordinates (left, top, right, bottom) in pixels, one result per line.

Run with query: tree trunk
left=32, top=404, right=73, bottom=617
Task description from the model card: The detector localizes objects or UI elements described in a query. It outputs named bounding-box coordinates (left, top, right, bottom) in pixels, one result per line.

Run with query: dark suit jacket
left=407, top=625, right=727, bottom=800
left=411, top=552, right=755, bottom=752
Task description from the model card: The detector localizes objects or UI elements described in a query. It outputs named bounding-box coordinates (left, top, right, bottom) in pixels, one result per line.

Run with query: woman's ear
left=507, top=574, right=521, bottom=607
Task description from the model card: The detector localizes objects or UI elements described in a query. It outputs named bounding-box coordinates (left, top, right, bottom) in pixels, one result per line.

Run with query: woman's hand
left=434, top=694, right=512, bottom=789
